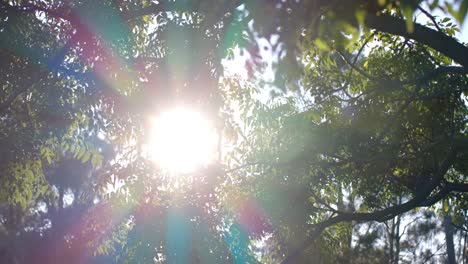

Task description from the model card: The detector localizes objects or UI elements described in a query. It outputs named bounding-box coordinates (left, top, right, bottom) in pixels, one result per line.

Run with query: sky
left=419, top=1, right=468, bottom=43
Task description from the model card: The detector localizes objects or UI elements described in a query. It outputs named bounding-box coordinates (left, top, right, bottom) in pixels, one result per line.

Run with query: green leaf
left=39, top=185, right=49, bottom=195
left=355, top=10, right=366, bottom=26
left=458, top=0, right=468, bottom=24
left=429, top=0, right=439, bottom=10
left=315, top=38, right=330, bottom=51
left=443, top=199, right=450, bottom=213
left=81, top=152, right=91, bottom=163
left=25, top=169, right=34, bottom=179
left=74, top=145, right=81, bottom=159
left=19, top=198, right=27, bottom=210
left=91, top=153, right=103, bottom=167
left=446, top=2, right=458, bottom=22
left=78, top=147, right=86, bottom=159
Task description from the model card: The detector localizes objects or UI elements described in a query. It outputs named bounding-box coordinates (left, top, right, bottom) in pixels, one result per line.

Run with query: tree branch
left=417, top=5, right=442, bottom=32
left=365, top=13, right=468, bottom=68
left=446, top=182, right=468, bottom=192
left=417, top=181, right=468, bottom=208
left=281, top=148, right=458, bottom=264
left=402, top=66, right=468, bottom=85
left=339, top=50, right=467, bottom=87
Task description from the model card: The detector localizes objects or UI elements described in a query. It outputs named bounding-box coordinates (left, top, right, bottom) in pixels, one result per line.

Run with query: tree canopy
left=0, top=0, right=467, bottom=263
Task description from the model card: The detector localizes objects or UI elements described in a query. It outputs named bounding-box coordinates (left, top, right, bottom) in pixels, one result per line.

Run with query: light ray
left=149, top=108, right=217, bottom=173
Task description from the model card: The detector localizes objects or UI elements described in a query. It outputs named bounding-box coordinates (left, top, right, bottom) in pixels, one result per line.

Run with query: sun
left=148, top=108, right=218, bottom=173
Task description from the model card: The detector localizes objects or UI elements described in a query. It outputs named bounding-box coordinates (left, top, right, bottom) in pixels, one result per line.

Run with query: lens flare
left=149, top=108, right=217, bottom=173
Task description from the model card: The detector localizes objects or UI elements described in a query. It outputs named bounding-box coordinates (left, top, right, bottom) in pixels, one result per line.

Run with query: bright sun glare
left=149, top=108, right=217, bottom=173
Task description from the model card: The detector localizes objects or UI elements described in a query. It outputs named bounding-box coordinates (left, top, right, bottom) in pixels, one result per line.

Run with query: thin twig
left=418, top=6, right=442, bottom=32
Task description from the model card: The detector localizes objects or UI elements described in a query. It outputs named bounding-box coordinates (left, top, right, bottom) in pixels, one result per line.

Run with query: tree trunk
left=337, top=185, right=352, bottom=263
left=58, top=187, right=64, bottom=212
left=463, top=232, right=467, bottom=264
left=389, top=217, right=395, bottom=264
left=395, top=213, right=401, bottom=264
left=54, top=187, right=65, bottom=262
left=444, top=214, right=456, bottom=264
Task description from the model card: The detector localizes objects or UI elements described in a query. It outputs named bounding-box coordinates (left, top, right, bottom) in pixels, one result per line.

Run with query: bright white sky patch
left=149, top=108, right=217, bottom=174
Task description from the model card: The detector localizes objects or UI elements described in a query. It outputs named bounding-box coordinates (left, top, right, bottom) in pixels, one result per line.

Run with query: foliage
left=0, top=0, right=467, bottom=263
